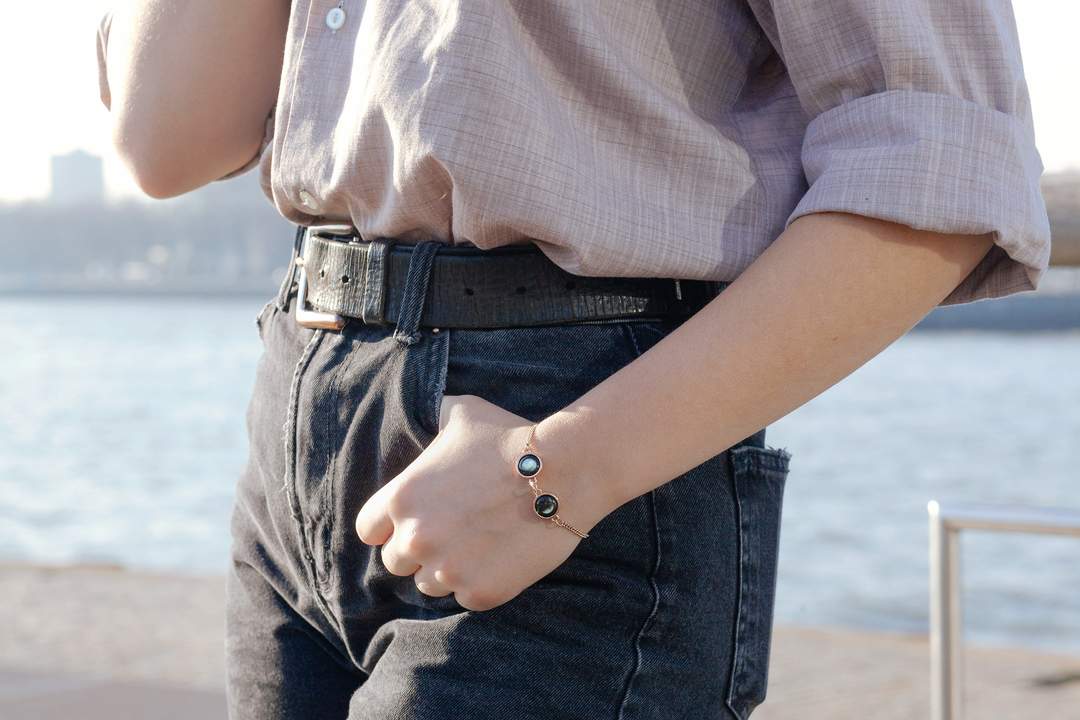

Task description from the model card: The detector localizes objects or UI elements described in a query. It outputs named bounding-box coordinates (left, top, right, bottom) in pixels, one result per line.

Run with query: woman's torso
left=255, top=0, right=810, bottom=281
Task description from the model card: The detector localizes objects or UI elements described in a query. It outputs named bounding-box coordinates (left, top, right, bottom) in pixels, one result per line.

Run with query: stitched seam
left=393, top=242, right=438, bottom=345
left=360, top=242, right=373, bottom=322
left=275, top=225, right=303, bottom=311
left=226, top=557, right=362, bottom=680
left=724, top=456, right=749, bottom=720
left=255, top=297, right=276, bottom=340
left=317, top=333, right=351, bottom=590
left=615, top=488, right=663, bottom=720
left=614, top=321, right=661, bottom=720
left=426, top=329, right=451, bottom=437
left=624, top=323, right=645, bottom=358
left=282, top=328, right=336, bottom=620
left=364, top=240, right=387, bottom=324
left=282, top=330, right=322, bottom=498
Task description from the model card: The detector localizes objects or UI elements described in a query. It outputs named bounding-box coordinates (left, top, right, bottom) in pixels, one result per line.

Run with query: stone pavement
left=3, top=563, right=1078, bottom=719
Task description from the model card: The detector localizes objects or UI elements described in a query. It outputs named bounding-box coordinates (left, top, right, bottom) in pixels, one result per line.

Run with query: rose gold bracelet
left=515, top=424, right=589, bottom=539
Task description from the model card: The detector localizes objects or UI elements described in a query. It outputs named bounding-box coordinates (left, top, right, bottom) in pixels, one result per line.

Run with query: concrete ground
left=2, top=563, right=1078, bottom=719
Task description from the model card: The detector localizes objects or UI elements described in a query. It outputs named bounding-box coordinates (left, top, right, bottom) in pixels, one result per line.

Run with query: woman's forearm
left=102, top=0, right=288, bottom=196
left=536, top=211, right=997, bottom=519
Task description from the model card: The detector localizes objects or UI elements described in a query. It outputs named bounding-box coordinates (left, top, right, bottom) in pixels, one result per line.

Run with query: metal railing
left=927, top=500, right=1080, bottom=720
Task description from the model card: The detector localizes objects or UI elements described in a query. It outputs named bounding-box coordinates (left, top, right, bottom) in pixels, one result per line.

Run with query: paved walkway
left=0, top=670, right=223, bottom=720
left=3, top=564, right=1078, bottom=718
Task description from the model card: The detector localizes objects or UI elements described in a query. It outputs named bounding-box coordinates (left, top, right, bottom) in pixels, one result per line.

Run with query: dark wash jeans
left=226, top=241, right=792, bottom=720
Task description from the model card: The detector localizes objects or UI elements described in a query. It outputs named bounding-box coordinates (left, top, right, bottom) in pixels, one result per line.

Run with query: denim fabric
left=226, top=241, right=792, bottom=719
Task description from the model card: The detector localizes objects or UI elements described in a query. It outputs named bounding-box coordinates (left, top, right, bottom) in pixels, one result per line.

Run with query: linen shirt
left=96, top=1, right=1052, bottom=306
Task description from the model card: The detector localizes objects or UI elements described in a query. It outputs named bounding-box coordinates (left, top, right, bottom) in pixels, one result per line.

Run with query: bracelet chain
left=521, top=424, right=589, bottom=539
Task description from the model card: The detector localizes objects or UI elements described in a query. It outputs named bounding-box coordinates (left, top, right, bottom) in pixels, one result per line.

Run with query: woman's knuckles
left=398, top=526, right=439, bottom=558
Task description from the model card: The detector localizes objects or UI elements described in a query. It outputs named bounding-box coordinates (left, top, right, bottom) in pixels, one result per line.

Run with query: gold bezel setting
left=516, top=452, right=542, bottom=478
left=517, top=426, right=588, bottom=539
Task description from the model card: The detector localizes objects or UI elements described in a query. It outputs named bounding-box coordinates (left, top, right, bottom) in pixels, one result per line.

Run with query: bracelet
left=515, top=424, right=589, bottom=539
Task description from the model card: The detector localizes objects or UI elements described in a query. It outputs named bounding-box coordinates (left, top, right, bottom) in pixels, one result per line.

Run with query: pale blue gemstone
left=517, top=453, right=541, bottom=477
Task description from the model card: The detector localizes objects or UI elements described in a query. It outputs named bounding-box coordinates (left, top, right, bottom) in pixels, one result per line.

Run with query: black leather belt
left=287, top=223, right=728, bottom=330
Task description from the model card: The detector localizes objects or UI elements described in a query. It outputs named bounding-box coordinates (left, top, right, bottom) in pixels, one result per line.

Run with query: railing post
left=927, top=501, right=1080, bottom=720
left=928, top=500, right=963, bottom=720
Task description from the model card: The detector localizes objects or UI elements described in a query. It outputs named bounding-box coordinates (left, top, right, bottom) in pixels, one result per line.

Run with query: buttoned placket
left=292, top=2, right=352, bottom=215
left=325, top=1, right=346, bottom=31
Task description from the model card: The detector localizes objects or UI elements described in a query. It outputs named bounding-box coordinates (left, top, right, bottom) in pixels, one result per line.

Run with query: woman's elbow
left=111, top=116, right=193, bottom=199
left=110, top=111, right=257, bottom=199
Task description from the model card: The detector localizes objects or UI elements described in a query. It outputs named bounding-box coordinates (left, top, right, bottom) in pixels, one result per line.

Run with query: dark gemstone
left=517, top=453, right=541, bottom=477
left=534, top=494, right=558, bottom=518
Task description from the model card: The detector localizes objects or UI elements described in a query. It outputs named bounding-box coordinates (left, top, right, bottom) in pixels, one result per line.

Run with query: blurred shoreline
left=2, top=562, right=1078, bottom=719
left=1, top=270, right=1079, bottom=331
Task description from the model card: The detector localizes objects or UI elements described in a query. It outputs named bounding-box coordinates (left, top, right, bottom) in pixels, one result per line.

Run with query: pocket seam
left=731, top=444, right=792, bottom=477
left=725, top=444, right=791, bottom=720
left=423, top=329, right=452, bottom=438
left=255, top=297, right=278, bottom=341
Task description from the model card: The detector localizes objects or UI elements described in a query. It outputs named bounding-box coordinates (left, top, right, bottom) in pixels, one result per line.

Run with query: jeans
left=225, top=241, right=792, bottom=719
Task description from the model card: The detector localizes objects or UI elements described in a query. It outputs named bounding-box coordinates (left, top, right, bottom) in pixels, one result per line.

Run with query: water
left=766, top=330, right=1080, bottom=656
left=1, top=297, right=1077, bottom=655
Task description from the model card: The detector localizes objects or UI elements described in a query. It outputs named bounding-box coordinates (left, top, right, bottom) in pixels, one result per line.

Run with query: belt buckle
left=294, top=223, right=354, bottom=331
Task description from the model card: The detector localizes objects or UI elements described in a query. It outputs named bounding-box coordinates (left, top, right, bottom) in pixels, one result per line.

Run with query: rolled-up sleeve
left=94, top=8, right=273, bottom=183
left=96, top=10, right=113, bottom=110
left=749, top=0, right=1052, bottom=305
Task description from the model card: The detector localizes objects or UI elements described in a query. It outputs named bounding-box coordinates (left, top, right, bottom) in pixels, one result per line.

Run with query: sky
left=2, top=2, right=1079, bottom=203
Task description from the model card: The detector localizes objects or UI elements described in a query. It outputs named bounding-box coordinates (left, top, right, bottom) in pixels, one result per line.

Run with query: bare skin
left=100, top=4, right=999, bottom=616
left=355, top=211, right=997, bottom=612
left=100, top=0, right=288, bottom=197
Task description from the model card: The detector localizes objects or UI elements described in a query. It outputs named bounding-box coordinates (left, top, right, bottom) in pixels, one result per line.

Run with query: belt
left=287, top=223, right=728, bottom=330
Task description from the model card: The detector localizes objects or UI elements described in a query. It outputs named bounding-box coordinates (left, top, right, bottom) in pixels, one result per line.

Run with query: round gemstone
left=534, top=494, right=558, bottom=518
left=517, top=453, right=541, bottom=477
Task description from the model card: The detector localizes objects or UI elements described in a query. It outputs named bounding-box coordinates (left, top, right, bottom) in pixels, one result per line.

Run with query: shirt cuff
left=96, top=10, right=113, bottom=110
left=784, top=89, right=1052, bottom=306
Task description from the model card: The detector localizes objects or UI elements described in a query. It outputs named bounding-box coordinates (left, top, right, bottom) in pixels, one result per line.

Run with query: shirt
left=96, top=0, right=1052, bottom=306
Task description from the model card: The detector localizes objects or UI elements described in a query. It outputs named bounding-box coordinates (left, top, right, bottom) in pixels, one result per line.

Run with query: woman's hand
left=354, top=394, right=616, bottom=612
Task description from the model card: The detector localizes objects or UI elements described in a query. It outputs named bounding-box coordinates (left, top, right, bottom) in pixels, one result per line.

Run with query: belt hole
left=515, top=286, right=527, bottom=294
left=464, top=287, right=474, bottom=295
left=341, top=274, right=351, bottom=284
left=318, top=268, right=326, bottom=278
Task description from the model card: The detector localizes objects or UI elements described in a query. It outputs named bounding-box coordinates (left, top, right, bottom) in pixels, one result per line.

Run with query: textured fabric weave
left=227, top=261, right=790, bottom=718
left=95, top=0, right=1051, bottom=306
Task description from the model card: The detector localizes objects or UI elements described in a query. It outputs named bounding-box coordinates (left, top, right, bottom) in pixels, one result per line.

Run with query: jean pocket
left=725, top=443, right=791, bottom=719
left=410, top=327, right=452, bottom=443
left=431, top=322, right=642, bottom=425
left=254, top=296, right=279, bottom=343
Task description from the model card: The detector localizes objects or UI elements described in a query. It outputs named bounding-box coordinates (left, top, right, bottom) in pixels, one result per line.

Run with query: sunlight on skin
left=355, top=211, right=996, bottom=612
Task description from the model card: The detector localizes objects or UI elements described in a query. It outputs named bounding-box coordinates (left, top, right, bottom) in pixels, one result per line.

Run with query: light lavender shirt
left=96, top=1, right=1051, bottom=305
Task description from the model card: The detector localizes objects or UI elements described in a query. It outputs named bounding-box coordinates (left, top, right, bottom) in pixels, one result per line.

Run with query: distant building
left=50, top=150, right=105, bottom=206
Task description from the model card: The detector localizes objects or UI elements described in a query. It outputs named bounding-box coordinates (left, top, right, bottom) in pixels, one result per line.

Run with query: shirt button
left=325, top=7, right=346, bottom=31
left=298, top=189, right=318, bottom=210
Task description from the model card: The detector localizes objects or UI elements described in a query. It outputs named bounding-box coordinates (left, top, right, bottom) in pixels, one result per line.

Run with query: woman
left=95, top=1, right=1049, bottom=718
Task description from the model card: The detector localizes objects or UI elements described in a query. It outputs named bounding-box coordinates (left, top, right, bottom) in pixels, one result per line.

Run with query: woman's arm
left=356, top=212, right=998, bottom=613
left=535, top=211, right=997, bottom=519
left=98, top=0, right=288, bottom=197
left=353, top=0, right=1049, bottom=613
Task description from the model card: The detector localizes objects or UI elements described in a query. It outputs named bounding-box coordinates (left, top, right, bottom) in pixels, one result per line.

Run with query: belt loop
left=276, top=224, right=306, bottom=312
left=393, top=240, right=442, bottom=346
left=359, top=237, right=392, bottom=325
